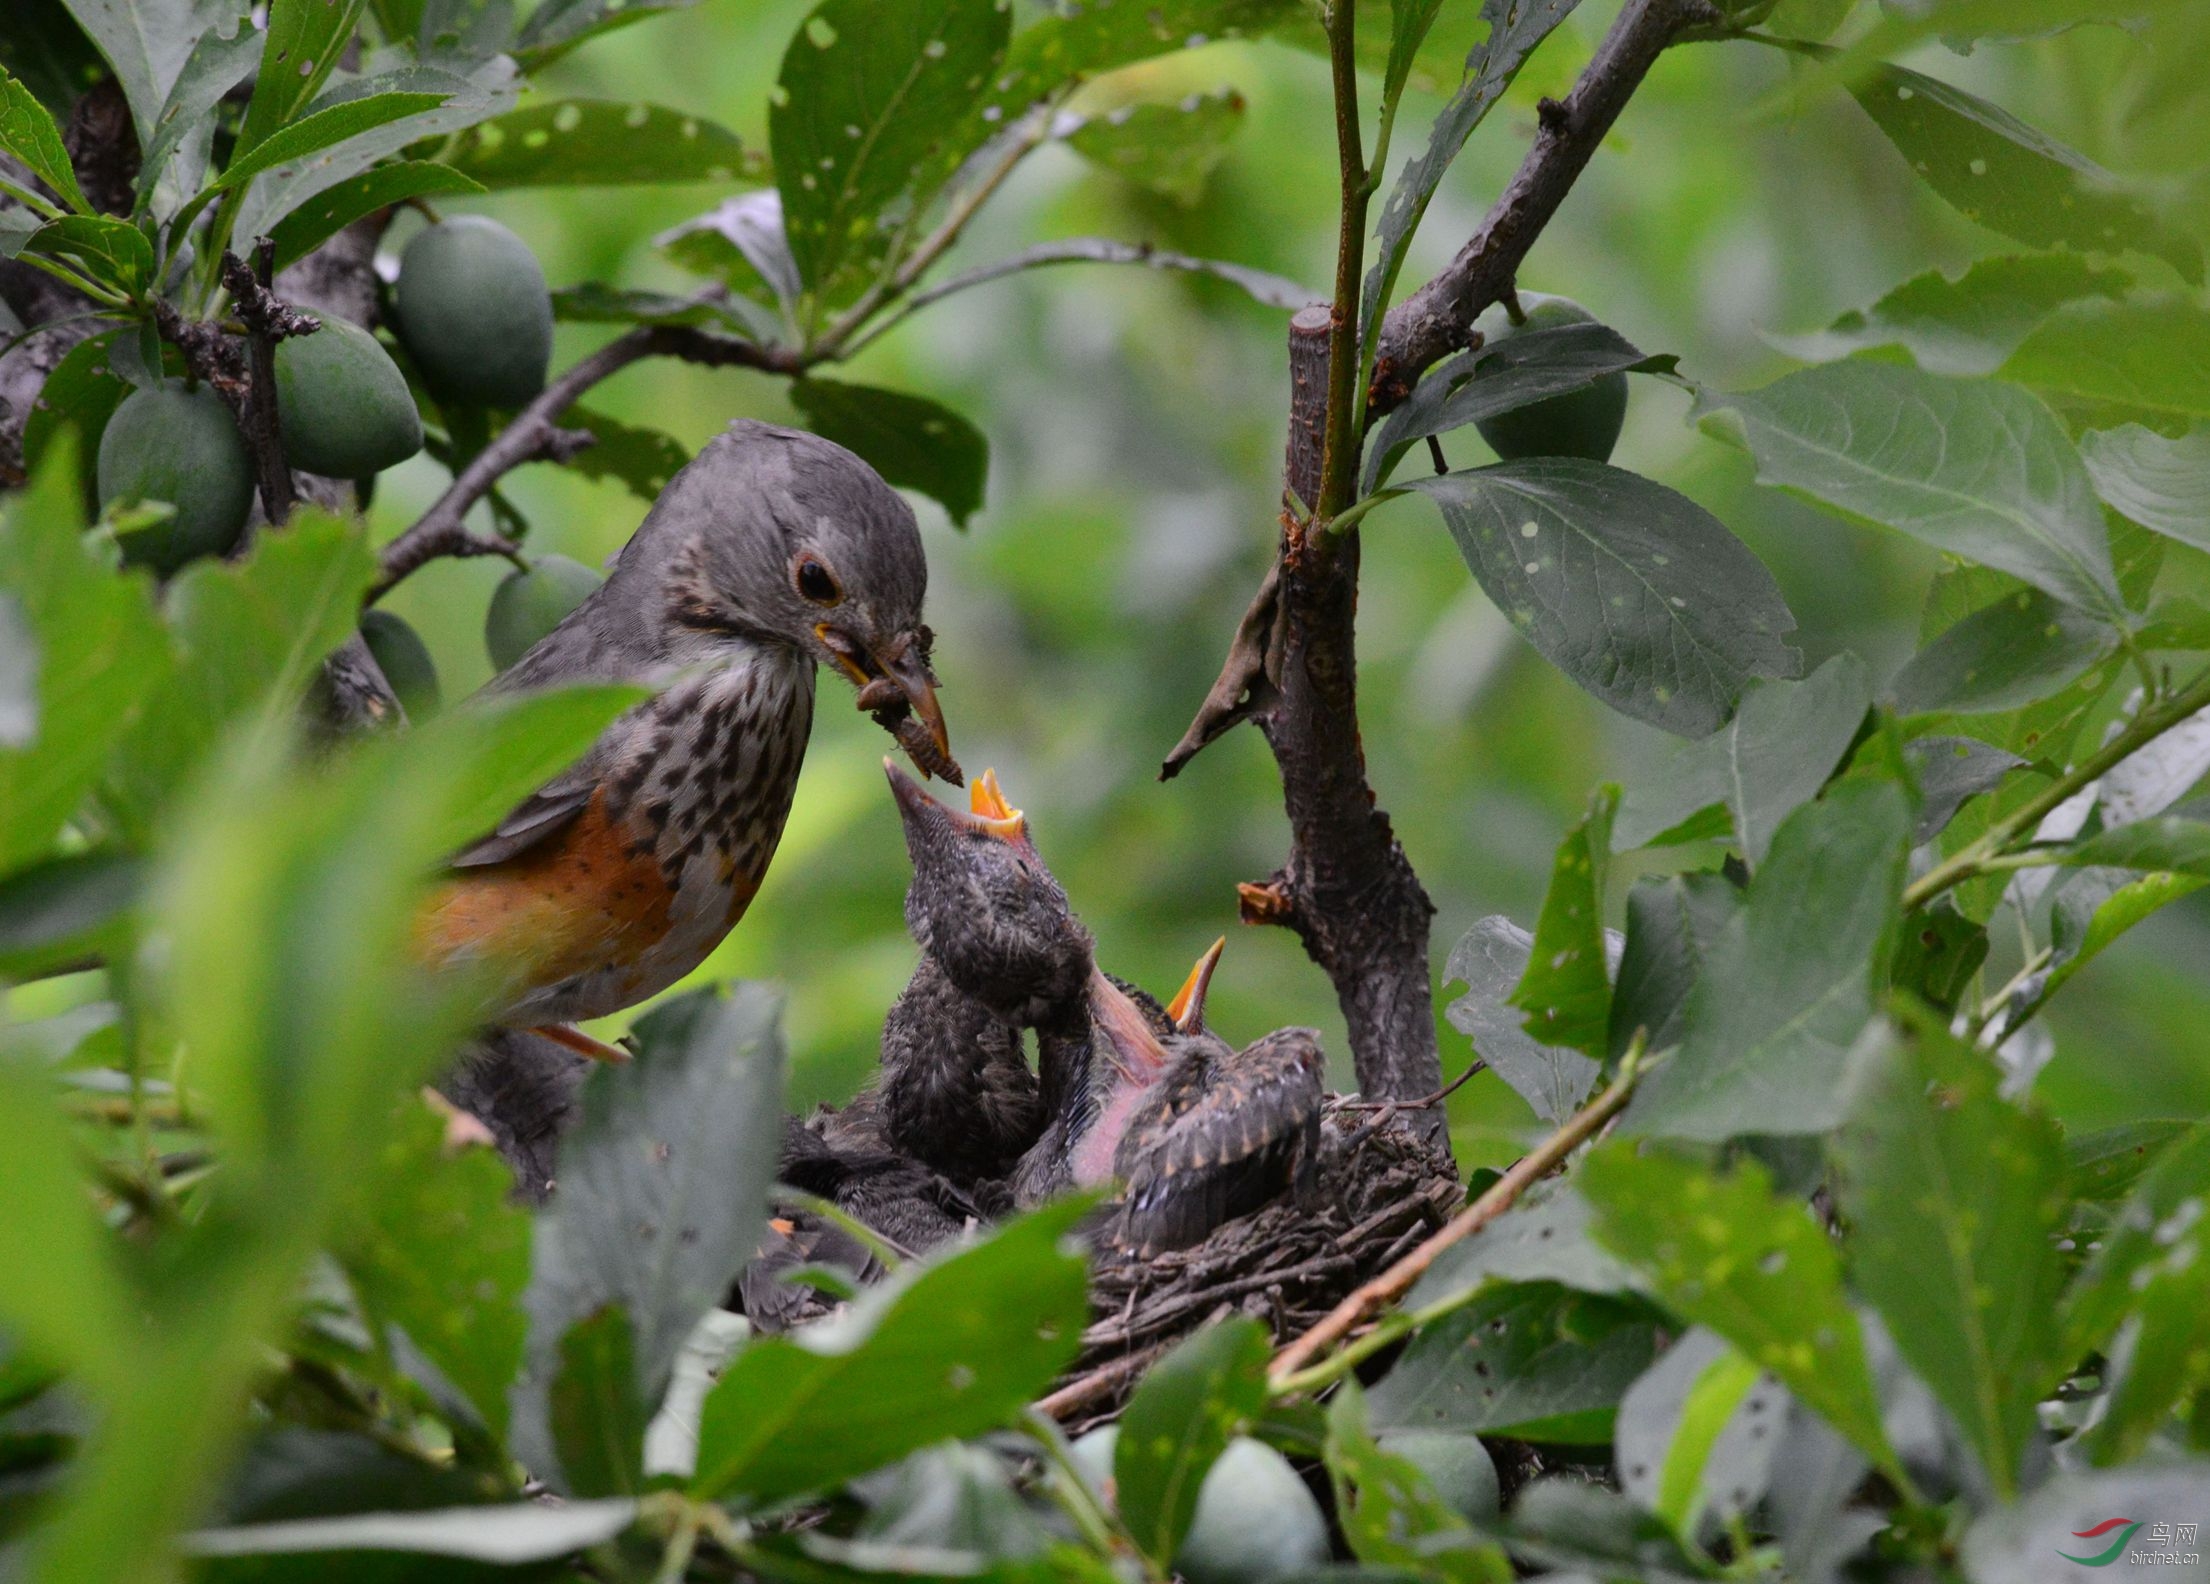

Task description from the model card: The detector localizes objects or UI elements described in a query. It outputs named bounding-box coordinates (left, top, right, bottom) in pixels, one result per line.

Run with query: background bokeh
left=358, top=1, right=2210, bottom=1162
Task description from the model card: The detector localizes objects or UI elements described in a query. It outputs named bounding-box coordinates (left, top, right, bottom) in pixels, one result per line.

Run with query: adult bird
left=884, top=764, right=1322, bottom=1251
left=418, top=421, right=956, bottom=1063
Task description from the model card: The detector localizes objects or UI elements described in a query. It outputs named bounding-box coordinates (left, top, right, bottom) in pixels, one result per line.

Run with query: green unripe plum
left=274, top=314, right=423, bottom=479
left=1376, top=1431, right=1500, bottom=1523
left=360, top=609, right=441, bottom=719
left=96, top=380, right=253, bottom=574
left=1471, top=292, right=1629, bottom=464
left=1069, top=1429, right=1328, bottom=1584
left=485, top=554, right=602, bottom=671
left=394, top=216, right=553, bottom=409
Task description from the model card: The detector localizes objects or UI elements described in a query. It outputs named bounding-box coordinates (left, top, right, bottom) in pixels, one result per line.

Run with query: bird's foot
left=531, top=1023, right=634, bottom=1064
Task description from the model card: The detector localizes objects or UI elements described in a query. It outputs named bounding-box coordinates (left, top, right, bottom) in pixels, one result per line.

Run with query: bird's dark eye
left=795, top=557, right=841, bottom=605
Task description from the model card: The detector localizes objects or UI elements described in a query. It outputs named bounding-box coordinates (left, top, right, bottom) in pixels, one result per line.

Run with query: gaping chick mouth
left=823, top=624, right=959, bottom=785
left=885, top=760, right=1027, bottom=841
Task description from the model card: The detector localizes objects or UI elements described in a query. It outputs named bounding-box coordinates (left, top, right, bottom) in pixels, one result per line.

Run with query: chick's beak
left=1166, top=937, right=1226, bottom=1034
left=884, top=759, right=1024, bottom=841
left=827, top=625, right=958, bottom=784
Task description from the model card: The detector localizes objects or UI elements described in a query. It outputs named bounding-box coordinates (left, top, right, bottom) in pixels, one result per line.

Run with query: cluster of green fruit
left=1068, top=1425, right=1498, bottom=1584
left=94, top=216, right=553, bottom=576
left=359, top=551, right=603, bottom=720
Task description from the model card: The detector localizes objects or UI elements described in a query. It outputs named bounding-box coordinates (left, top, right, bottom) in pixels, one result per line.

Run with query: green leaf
left=2036, top=869, right=2206, bottom=1012
left=1365, top=321, right=1669, bottom=495
left=656, top=190, right=801, bottom=310
left=1697, top=362, right=2120, bottom=617
left=1614, top=1329, right=1777, bottom=1543
left=1762, top=254, right=2131, bottom=376
left=1381, top=0, right=1446, bottom=109
left=1959, top=1463, right=2210, bottom=1583
left=1444, top=917, right=1600, bottom=1125
left=1891, top=586, right=2118, bottom=715
left=1623, top=780, right=1911, bottom=1140
left=689, top=1197, right=1092, bottom=1503
left=2079, top=423, right=2210, bottom=552
left=895, top=237, right=1314, bottom=317
left=1578, top=1147, right=1899, bottom=1482
left=235, top=0, right=366, bottom=160
left=1606, top=873, right=1741, bottom=1063
left=1888, top=896, right=1987, bottom=1016
left=1360, top=0, right=1582, bottom=370
left=791, top=378, right=988, bottom=526
left=21, top=327, right=132, bottom=499
left=0, top=1056, right=134, bottom=1388
left=182, top=1499, right=641, bottom=1562
left=1404, top=1185, right=1642, bottom=1309
left=341, top=1099, right=531, bottom=1441
left=0, top=435, right=169, bottom=872
left=553, top=282, right=774, bottom=337
left=1499, top=1478, right=1710, bottom=1583
left=59, top=0, right=251, bottom=146
left=1403, top=460, right=1800, bottom=739
left=981, top=1, right=1298, bottom=128
left=514, top=0, right=695, bottom=64
left=0, top=848, right=142, bottom=980
left=1325, top=1383, right=1507, bottom=1584
left=22, top=214, right=155, bottom=296
left=1366, top=1282, right=1659, bottom=1444
left=1831, top=1005, right=2071, bottom=1496
left=1849, top=62, right=2201, bottom=285
left=265, top=158, right=484, bottom=270
left=2060, top=815, right=2210, bottom=875
left=1114, top=1318, right=1270, bottom=1565
left=212, top=89, right=449, bottom=193
left=1614, top=653, right=1872, bottom=863
left=2002, top=296, right=2210, bottom=427
left=559, top=403, right=695, bottom=505
left=105, top=508, right=378, bottom=838
left=855, top=1442, right=1055, bottom=1556
left=1510, top=786, right=1617, bottom=1058
left=2066, top=1118, right=2198, bottom=1204
left=0, top=62, right=92, bottom=212
left=523, top=982, right=785, bottom=1437
left=550, top=1306, right=650, bottom=1497
left=770, top=0, right=1010, bottom=309
left=443, top=99, right=753, bottom=188
left=132, top=20, right=265, bottom=207
left=1065, top=90, right=1244, bottom=207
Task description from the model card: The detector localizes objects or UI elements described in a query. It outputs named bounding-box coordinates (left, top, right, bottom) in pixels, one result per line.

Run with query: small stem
left=1269, top=1042, right=1648, bottom=1383
left=0, top=176, right=63, bottom=219
left=650, top=1506, right=701, bottom=1584
left=1315, top=0, right=1370, bottom=518
left=1971, top=944, right=2055, bottom=1041
left=1020, top=1410, right=1161, bottom=1580
left=1902, top=661, right=2210, bottom=911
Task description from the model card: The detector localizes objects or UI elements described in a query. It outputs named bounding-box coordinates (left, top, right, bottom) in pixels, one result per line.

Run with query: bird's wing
left=447, top=753, right=607, bottom=868
left=1117, top=1027, right=1325, bottom=1252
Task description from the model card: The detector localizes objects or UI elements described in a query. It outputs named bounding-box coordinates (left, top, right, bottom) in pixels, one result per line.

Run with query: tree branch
left=369, top=325, right=806, bottom=601
left=221, top=240, right=319, bottom=526
left=1367, top=0, right=1719, bottom=415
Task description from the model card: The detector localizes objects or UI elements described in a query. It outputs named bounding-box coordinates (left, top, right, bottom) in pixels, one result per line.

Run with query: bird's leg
left=530, top=1023, right=634, bottom=1064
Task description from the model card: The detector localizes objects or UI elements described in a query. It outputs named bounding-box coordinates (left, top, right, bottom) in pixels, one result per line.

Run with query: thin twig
left=1314, top=0, right=1369, bottom=520
left=1332, top=1059, right=1485, bottom=1112
left=220, top=239, right=317, bottom=525
left=1268, top=1050, right=1645, bottom=1383
left=370, top=325, right=805, bottom=600
left=1034, top=1341, right=1173, bottom=1422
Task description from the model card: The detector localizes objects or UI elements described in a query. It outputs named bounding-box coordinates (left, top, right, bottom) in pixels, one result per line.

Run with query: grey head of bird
left=499, top=418, right=955, bottom=781
left=886, top=763, right=1095, bottom=1026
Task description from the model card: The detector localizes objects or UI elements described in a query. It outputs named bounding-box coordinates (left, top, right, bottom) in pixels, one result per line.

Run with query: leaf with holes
left=1763, top=254, right=2131, bottom=376
left=1403, top=460, right=1800, bottom=738
left=515, top=0, right=697, bottom=64
left=982, top=0, right=1300, bottom=127
left=1510, top=786, right=1617, bottom=1058
left=689, top=1197, right=1091, bottom=1504
left=443, top=100, right=753, bottom=188
left=1367, top=1282, right=1658, bottom=1444
left=771, top=0, right=1010, bottom=309
left=1113, top=1318, right=1270, bottom=1566
left=1579, top=1147, right=1900, bottom=1483
left=1066, top=90, right=1244, bottom=207
left=1326, top=1382, right=1507, bottom=1584
left=792, top=378, right=988, bottom=526
left=1890, top=587, right=2117, bottom=716
left=133, top=20, right=265, bottom=207
left=1613, top=654, right=1871, bottom=863
left=1700, top=362, right=2120, bottom=617
left=1624, top=780, right=1910, bottom=1140
left=235, top=0, right=365, bottom=159
left=1850, top=63, right=2200, bottom=285
left=1832, top=1005, right=2070, bottom=1497
left=1615, top=1329, right=1784, bottom=1544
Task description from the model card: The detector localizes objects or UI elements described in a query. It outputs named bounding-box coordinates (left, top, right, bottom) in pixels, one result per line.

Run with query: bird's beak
left=1166, top=937, right=1226, bottom=1034
left=824, top=624, right=957, bottom=784
left=884, top=758, right=1025, bottom=842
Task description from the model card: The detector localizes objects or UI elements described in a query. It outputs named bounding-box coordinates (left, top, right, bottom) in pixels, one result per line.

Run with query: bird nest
left=1039, top=1100, right=1459, bottom=1432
